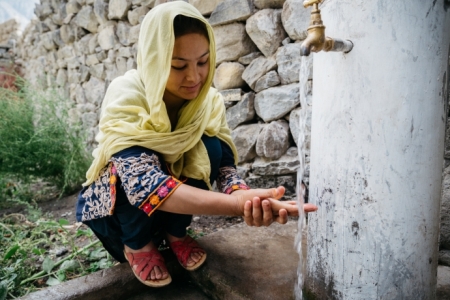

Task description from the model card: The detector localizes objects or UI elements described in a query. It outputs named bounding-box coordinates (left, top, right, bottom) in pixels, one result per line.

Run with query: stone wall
left=0, top=19, right=20, bottom=46
left=13, top=0, right=313, bottom=199
left=439, top=51, right=450, bottom=265
left=0, top=19, right=20, bottom=64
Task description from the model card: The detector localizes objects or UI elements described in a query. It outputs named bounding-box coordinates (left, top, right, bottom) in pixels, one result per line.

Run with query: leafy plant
left=0, top=210, right=114, bottom=299
left=187, top=228, right=205, bottom=240
left=0, top=75, right=91, bottom=207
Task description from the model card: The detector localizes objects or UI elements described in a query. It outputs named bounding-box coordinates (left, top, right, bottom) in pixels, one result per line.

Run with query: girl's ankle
left=124, top=241, right=155, bottom=253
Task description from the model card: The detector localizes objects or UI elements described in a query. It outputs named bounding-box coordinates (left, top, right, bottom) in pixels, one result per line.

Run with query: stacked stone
left=0, top=19, right=20, bottom=61
left=200, top=0, right=313, bottom=198
left=440, top=78, right=450, bottom=265
left=15, top=0, right=314, bottom=198
left=0, top=19, right=20, bottom=45
left=17, top=0, right=155, bottom=147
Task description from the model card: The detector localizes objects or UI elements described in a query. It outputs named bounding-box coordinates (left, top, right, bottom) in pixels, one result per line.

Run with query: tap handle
left=303, top=0, right=323, bottom=8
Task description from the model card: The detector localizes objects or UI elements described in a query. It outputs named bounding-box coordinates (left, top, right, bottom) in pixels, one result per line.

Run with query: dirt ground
left=1, top=191, right=244, bottom=274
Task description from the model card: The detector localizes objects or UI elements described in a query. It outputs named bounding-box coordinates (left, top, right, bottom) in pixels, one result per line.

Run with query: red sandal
left=170, top=236, right=207, bottom=271
left=124, top=249, right=172, bottom=287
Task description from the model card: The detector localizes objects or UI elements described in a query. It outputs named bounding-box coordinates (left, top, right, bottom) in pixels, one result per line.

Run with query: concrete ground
left=18, top=222, right=450, bottom=300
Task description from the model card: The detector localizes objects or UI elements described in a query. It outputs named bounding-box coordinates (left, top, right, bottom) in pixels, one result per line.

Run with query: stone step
left=18, top=221, right=450, bottom=299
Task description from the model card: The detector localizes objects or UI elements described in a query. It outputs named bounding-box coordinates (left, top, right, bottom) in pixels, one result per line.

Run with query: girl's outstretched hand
left=232, top=186, right=318, bottom=227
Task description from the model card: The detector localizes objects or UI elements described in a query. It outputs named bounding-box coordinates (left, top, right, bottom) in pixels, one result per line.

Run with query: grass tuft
left=0, top=74, right=92, bottom=207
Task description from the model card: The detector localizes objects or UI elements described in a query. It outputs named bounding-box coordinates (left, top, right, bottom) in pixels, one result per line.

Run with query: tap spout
left=300, top=2, right=353, bottom=56
left=300, top=3, right=325, bottom=56
left=300, top=24, right=326, bottom=56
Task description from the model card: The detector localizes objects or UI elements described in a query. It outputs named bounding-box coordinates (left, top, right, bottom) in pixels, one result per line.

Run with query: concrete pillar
left=305, top=1, right=450, bottom=299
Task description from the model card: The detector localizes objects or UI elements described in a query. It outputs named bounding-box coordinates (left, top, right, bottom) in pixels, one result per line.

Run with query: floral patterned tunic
left=76, top=145, right=249, bottom=222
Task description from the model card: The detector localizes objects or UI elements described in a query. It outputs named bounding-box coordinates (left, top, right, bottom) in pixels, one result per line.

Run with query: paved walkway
left=18, top=222, right=450, bottom=300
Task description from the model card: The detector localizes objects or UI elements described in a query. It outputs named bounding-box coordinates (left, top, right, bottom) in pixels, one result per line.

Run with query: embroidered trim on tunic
left=111, top=153, right=182, bottom=216
left=79, top=165, right=113, bottom=222
left=217, top=166, right=250, bottom=194
left=139, top=177, right=181, bottom=216
left=79, top=153, right=182, bottom=221
left=78, top=152, right=247, bottom=222
left=109, top=164, right=117, bottom=215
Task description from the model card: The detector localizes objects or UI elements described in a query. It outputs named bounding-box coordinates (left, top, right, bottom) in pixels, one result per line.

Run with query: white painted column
left=305, top=1, right=450, bottom=299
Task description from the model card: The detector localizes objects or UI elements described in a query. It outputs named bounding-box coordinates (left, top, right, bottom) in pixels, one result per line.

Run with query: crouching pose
left=76, top=1, right=317, bottom=288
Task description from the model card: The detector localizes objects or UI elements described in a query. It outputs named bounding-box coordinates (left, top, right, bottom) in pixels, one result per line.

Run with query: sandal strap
left=170, top=236, right=204, bottom=267
left=125, top=249, right=167, bottom=282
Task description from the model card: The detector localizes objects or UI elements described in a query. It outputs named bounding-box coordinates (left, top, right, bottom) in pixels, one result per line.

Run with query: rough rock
left=219, top=88, right=241, bottom=102
left=60, top=25, right=75, bottom=44
left=82, top=76, right=106, bottom=107
left=118, top=46, right=133, bottom=58
left=209, top=0, right=254, bottom=26
left=189, top=0, right=225, bottom=15
left=67, top=68, right=81, bottom=84
left=116, top=56, right=128, bottom=75
left=89, top=63, right=106, bottom=79
left=56, top=68, right=68, bottom=86
left=128, top=6, right=150, bottom=26
left=289, top=106, right=311, bottom=156
left=226, top=92, right=255, bottom=130
left=256, top=119, right=290, bottom=159
left=116, top=22, right=132, bottom=46
left=232, top=123, right=264, bottom=163
left=108, top=0, right=132, bottom=20
left=441, top=165, right=450, bottom=249
left=213, top=22, right=257, bottom=65
left=82, top=112, right=100, bottom=130
left=75, top=6, right=99, bottom=33
left=41, top=32, right=56, bottom=50
left=245, top=174, right=296, bottom=199
left=98, top=25, right=118, bottom=50
left=94, top=0, right=109, bottom=25
left=446, top=118, right=450, bottom=159
left=66, top=0, right=81, bottom=14
left=242, top=55, right=277, bottom=89
left=255, top=83, right=300, bottom=122
left=281, top=0, right=310, bottom=41
left=246, top=9, right=287, bottom=57
left=35, top=3, right=53, bottom=20
left=254, top=70, right=280, bottom=93
left=213, top=62, right=245, bottom=90
left=238, top=52, right=263, bottom=65
left=252, top=146, right=299, bottom=175
left=254, top=0, right=285, bottom=9
left=276, top=43, right=302, bottom=85
left=129, top=24, right=141, bottom=45
left=53, top=3, right=68, bottom=26
left=86, top=54, right=100, bottom=66
left=440, top=250, right=450, bottom=267
left=132, top=0, right=156, bottom=7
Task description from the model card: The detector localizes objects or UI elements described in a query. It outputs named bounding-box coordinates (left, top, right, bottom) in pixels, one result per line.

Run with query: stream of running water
left=294, top=107, right=308, bottom=300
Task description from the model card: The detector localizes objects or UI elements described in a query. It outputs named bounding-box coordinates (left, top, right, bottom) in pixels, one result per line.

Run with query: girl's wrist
left=231, top=193, right=244, bottom=216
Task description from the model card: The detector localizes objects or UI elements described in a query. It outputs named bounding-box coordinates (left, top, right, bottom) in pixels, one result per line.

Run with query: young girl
left=76, top=1, right=317, bottom=288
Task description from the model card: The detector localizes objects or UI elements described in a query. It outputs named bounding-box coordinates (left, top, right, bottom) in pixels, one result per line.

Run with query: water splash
left=294, top=107, right=308, bottom=300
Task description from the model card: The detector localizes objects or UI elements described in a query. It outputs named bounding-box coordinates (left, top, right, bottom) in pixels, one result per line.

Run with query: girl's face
left=163, top=33, right=210, bottom=106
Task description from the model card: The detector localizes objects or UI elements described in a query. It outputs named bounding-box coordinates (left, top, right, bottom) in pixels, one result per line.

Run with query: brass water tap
left=300, top=0, right=353, bottom=56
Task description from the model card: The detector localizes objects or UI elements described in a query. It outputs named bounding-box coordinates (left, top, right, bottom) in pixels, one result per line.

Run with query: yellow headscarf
left=84, top=1, right=238, bottom=188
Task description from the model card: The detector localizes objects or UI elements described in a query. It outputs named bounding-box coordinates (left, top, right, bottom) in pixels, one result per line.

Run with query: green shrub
left=0, top=75, right=92, bottom=205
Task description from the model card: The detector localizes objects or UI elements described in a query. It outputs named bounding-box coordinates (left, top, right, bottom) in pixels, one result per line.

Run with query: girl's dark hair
left=173, top=15, right=209, bottom=41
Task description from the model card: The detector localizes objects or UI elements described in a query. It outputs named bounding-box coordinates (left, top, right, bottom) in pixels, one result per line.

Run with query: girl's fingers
left=304, top=204, right=318, bottom=212
left=252, top=197, right=262, bottom=227
left=274, top=209, right=288, bottom=224
left=270, top=186, right=285, bottom=200
left=243, top=200, right=252, bottom=226
left=261, top=200, right=273, bottom=226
